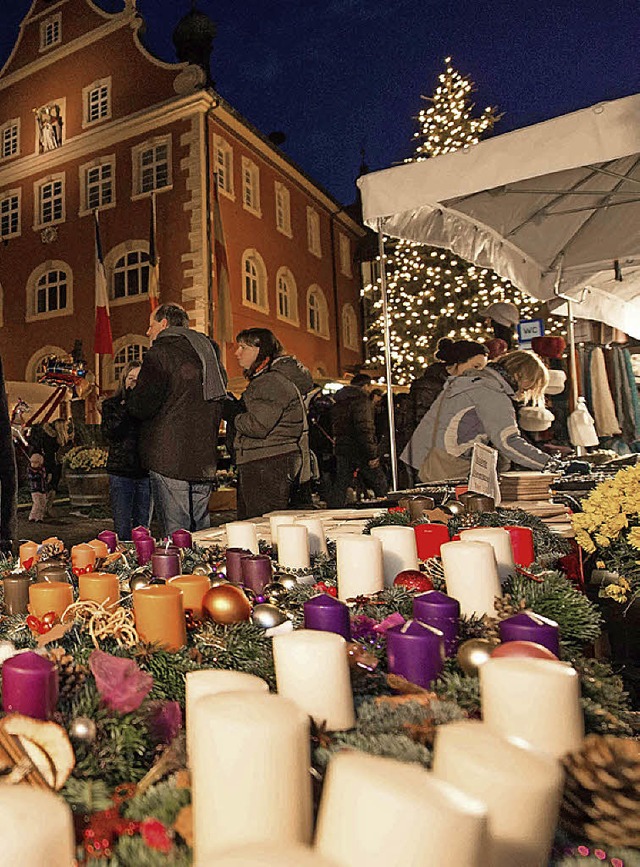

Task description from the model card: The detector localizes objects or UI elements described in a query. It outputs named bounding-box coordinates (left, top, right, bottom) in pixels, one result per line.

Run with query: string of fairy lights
left=362, top=59, right=563, bottom=385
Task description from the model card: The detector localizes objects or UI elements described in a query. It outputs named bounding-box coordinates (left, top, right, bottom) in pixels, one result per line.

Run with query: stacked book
left=499, top=471, right=558, bottom=502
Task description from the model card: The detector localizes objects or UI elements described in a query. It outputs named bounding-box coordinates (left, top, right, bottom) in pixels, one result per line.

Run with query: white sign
left=517, top=318, right=545, bottom=348
left=468, top=443, right=501, bottom=505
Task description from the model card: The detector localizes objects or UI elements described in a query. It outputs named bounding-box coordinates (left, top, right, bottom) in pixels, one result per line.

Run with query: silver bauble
left=444, top=500, right=466, bottom=516
left=192, top=565, right=210, bottom=576
left=129, top=568, right=152, bottom=592
left=69, top=716, right=97, bottom=744
left=251, top=603, right=288, bottom=629
left=274, top=574, right=298, bottom=591
left=456, top=638, right=494, bottom=676
left=263, top=582, right=289, bottom=604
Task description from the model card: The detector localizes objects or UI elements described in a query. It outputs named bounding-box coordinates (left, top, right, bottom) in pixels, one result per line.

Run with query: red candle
left=135, top=537, right=155, bottom=566
left=2, top=651, right=58, bottom=719
left=132, top=526, right=151, bottom=543
left=414, top=523, right=450, bottom=559
left=503, top=526, right=535, bottom=567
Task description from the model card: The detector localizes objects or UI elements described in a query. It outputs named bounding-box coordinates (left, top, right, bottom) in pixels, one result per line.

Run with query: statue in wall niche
left=33, top=104, right=63, bottom=153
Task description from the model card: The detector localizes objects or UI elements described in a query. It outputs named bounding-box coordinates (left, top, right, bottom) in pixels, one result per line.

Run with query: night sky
left=2, top=0, right=638, bottom=205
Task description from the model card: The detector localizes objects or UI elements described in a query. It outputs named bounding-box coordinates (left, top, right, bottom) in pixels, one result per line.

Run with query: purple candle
left=132, top=526, right=151, bottom=543
left=386, top=619, right=445, bottom=689
left=304, top=594, right=351, bottom=641
left=150, top=551, right=181, bottom=579
left=241, top=555, right=272, bottom=593
left=2, top=651, right=58, bottom=720
left=135, top=537, right=155, bottom=566
left=499, top=611, right=560, bottom=657
left=3, top=576, right=31, bottom=615
left=225, top=547, right=252, bottom=584
left=98, top=530, right=118, bottom=553
left=171, top=529, right=193, bottom=550
left=413, top=590, right=460, bottom=657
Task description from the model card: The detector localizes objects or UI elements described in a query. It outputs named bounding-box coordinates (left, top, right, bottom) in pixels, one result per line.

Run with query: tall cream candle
left=276, top=525, right=310, bottom=569
left=336, top=535, right=384, bottom=601
left=225, top=521, right=259, bottom=554
left=295, top=517, right=328, bottom=556
left=315, top=751, right=487, bottom=867
left=0, top=784, right=75, bottom=866
left=370, top=525, right=419, bottom=587
left=215, top=844, right=338, bottom=866
left=440, top=540, right=501, bottom=617
left=270, top=514, right=296, bottom=548
left=480, top=657, right=584, bottom=758
left=185, top=670, right=268, bottom=765
left=273, top=629, right=355, bottom=730
left=433, top=720, right=563, bottom=867
left=192, top=692, right=312, bottom=863
left=460, top=527, right=515, bottom=582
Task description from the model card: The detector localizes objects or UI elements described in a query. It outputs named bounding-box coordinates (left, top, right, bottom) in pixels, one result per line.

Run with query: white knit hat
left=481, top=302, right=519, bottom=327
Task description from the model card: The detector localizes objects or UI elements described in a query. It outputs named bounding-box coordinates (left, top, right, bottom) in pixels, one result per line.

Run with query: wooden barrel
left=66, top=470, right=109, bottom=507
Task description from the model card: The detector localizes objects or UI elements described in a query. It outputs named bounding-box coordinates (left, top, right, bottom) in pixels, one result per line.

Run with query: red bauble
left=490, top=640, right=558, bottom=661
left=393, top=570, right=434, bottom=592
left=203, top=584, right=252, bottom=624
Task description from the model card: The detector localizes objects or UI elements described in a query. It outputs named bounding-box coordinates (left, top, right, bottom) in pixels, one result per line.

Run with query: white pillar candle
left=433, top=720, right=563, bottom=867
left=336, top=535, right=384, bottom=601
left=225, top=521, right=259, bottom=554
left=460, top=527, right=516, bottom=583
left=480, top=657, right=584, bottom=758
left=295, top=517, right=329, bottom=556
left=315, top=751, right=488, bottom=867
left=0, top=784, right=75, bottom=866
left=440, top=540, right=502, bottom=617
left=370, top=525, right=420, bottom=587
left=277, top=524, right=310, bottom=570
left=273, top=629, right=355, bottom=730
left=192, top=692, right=312, bottom=864
left=270, top=514, right=296, bottom=548
left=185, top=669, right=269, bottom=765
left=214, top=843, right=338, bottom=866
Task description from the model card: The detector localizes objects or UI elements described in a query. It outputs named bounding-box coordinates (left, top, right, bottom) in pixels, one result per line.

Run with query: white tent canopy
left=358, top=93, right=640, bottom=338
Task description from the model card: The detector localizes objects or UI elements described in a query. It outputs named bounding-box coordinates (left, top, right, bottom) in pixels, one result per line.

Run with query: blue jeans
left=109, top=474, right=151, bottom=541
left=149, top=471, right=212, bottom=536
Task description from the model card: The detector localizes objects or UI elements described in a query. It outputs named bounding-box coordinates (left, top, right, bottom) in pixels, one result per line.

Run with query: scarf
left=155, top=327, right=227, bottom=401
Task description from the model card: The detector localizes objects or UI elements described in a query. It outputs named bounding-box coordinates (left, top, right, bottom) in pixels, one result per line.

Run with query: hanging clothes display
left=589, top=348, right=621, bottom=437
left=623, top=351, right=640, bottom=444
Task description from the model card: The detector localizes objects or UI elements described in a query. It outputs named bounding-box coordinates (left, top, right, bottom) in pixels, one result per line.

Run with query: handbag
left=418, top=390, right=470, bottom=482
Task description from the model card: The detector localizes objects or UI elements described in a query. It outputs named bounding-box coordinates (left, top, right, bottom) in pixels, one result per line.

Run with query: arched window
left=276, top=267, right=298, bottom=324
left=306, top=285, right=329, bottom=339
left=241, top=248, right=268, bottom=313
left=109, top=336, right=149, bottom=388
left=342, top=303, right=358, bottom=351
left=26, top=345, right=67, bottom=382
left=26, top=260, right=73, bottom=322
left=104, top=241, right=151, bottom=305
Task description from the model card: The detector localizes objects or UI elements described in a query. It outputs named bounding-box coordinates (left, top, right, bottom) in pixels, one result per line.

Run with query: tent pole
left=565, top=298, right=586, bottom=457
left=377, top=226, right=399, bottom=491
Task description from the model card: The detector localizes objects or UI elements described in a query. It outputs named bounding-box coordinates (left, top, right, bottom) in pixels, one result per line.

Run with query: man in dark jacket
left=330, top=373, right=388, bottom=507
left=127, top=303, right=227, bottom=535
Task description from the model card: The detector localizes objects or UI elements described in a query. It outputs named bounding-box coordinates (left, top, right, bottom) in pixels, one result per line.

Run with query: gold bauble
left=192, top=565, right=210, bottom=576
left=203, top=584, right=252, bottom=624
left=456, top=638, right=494, bottom=676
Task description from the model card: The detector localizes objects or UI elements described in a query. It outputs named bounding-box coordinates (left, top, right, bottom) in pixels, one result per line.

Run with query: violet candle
left=499, top=611, right=560, bottom=657
left=132, top=525, right=151, bottom=542
left=225, top=548, right=252, bottom=584
left=2, top=651, right=58, bottom=719
left=241, top=555, right=272, bottom=593
left=135, top=536, right=155, bottom=566
left=386, top=619, right=445, bottom=689
left=3, top=575, right=31, bottom=615
left=150, top=550, right=181, bottom=579
left=97, top=529, right=118, bottom=553
left=413, top=590, right=460, bottom=657
left=414, top=523, right=450, bottom=560
left=171, top=528, right=193, bottom=549
left=304, top=594, right=351, bottom=641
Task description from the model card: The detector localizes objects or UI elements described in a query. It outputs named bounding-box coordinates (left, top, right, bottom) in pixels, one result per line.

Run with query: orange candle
left=87, top=539, right=109, bottom=559
left=71, top=544, right=97, bottom=572
left=133, top=585, right=186, bottom=651
left=19, top=541, right=39, bottom=568
left=78, top=572, right=120, bottom=607
left=29, top=581, right=73, bottom=619
left=168, top=574, right=211, bottom=618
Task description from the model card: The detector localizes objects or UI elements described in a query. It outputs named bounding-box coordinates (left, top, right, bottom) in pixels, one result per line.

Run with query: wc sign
left=517, top=318, right=545, bottom=348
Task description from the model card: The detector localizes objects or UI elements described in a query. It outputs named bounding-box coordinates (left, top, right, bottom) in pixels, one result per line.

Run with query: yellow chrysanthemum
left=575, top=530, right=596, bottom=554
left=628, top=527, right=640, bottom=551
left=594, top=534, right=611, bottom=548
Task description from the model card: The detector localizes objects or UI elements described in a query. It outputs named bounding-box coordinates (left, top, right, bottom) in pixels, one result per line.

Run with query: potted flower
left=64, top=445, right=109, bottom=507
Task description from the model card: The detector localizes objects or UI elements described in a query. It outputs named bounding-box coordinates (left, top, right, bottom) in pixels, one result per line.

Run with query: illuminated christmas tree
left=362, top=59, right=562, bottom=384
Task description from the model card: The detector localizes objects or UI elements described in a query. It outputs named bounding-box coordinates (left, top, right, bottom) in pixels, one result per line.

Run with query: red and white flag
left=94, top=212, right=113, bottom=356
left=148, top=193, right=160, bottom=312
left=212, top=174, right=233, bottom=346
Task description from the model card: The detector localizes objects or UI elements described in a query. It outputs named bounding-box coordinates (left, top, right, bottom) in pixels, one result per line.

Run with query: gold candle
left=70, top=544, right=97, bottom=573
left=19, top=541, right=39, bottom=568
left=133, top=585, right=186, bottom=651
left=78, top=572, right=120, bottom=607
left=36, top=561, right=69, bottom=583
left=168, top=574, right=211, bottom=618
left=29, top=581, right=73, bottom=619
left=3, top=576, right=31, bottom=615
left=87, top=538, right=109, bottom=559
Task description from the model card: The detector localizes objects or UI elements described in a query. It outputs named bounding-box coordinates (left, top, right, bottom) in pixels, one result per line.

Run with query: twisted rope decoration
left=61, top=600, right=139, bottom=648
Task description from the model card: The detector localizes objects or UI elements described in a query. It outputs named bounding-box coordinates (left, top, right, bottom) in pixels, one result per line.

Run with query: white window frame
left=0, top=118, right=20, bottom=161
left=307, top=284, right=330, bottom=340
left=105, top=241, right=151, bottom=305
left=339, top=233, right=352, bottom=277
left=307, top=206, right=322, bottom=258
left=241, top=248, right=269, bottom=313
left=26, top=261, right=73, bottom=323
left=214, top=135, right=234, bottom=199
left=0, top=188, right=21, bottom=240
left=241, top=156, right=261, bottom=217
left=26, top=345, right=68, bottom=382
left=342, top=303, right=359, bottom=351
left=276, top=267, right=298, bottom=325
left=274, top=181, right=292, bottom=237
left=82, top=77, right=112, bottom=128
left=40, top=13, right=62, bottom=51
left=79, top=155, right=115, bottom=215
left=34, top=173, right=65, bottom=229
left=131, top=135, right=172, bottom=199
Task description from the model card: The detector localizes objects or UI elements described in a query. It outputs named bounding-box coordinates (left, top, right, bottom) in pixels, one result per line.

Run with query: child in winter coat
left=28, top=452, right=48, bottom=522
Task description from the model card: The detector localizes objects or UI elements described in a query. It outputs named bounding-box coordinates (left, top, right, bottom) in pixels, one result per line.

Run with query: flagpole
left=94, top=209, right=100, bottom=394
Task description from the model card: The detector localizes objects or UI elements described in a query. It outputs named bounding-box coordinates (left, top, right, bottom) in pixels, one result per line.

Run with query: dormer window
left=40, top=14, right=62, bottom=51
